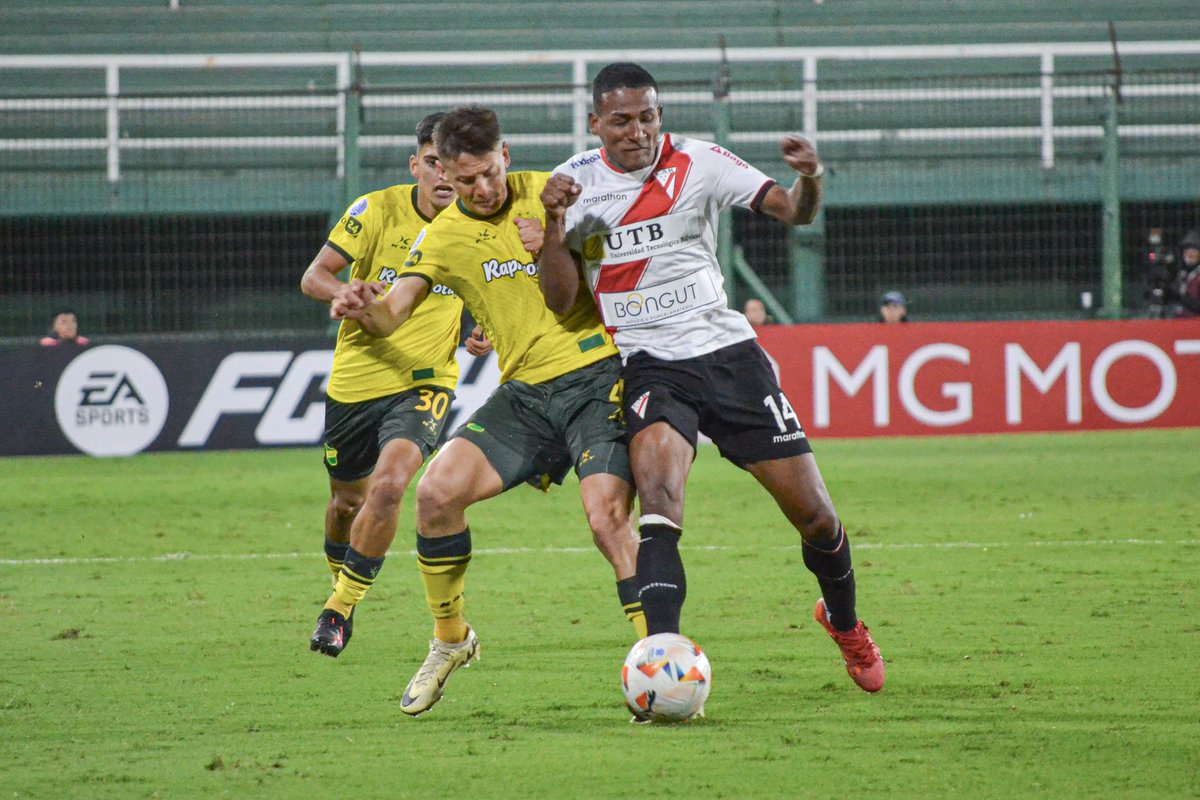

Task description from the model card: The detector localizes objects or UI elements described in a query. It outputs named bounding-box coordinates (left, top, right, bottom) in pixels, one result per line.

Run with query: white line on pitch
left=0, top=538, right=1196, bottom=567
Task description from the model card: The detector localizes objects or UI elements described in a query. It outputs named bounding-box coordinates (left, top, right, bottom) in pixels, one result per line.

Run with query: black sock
left=802, top=527, right=858, bottom=632
left=343, top=546, right=386, bottom=585
left=636, top=524, right=686, bottom=635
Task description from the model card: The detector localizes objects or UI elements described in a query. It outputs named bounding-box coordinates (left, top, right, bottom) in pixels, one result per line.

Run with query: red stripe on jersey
left=594, top=134, right=693, bottom=300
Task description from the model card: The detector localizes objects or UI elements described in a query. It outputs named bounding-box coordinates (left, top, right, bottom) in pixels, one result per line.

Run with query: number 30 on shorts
left=763, top=392, right=800, bottom=432
left=415, top=388, right=450, bottom=419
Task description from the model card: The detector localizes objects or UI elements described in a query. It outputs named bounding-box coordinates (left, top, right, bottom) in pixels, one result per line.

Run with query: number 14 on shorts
left=763, top=392, right=801, bottom=433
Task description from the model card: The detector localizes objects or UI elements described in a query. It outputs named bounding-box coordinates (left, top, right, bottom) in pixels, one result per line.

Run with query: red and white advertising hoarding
left=754, top=319, right=1200, bottom=437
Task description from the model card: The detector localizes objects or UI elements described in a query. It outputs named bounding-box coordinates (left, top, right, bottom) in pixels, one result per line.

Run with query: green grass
left=1, top=429, right=1198, bottom=799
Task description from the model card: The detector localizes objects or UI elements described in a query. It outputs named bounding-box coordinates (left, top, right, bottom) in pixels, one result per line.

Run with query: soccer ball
left=621, top=633, right=711, bottom=722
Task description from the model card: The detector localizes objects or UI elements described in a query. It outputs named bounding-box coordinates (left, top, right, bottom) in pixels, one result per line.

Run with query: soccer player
left=301, top=111, right=490, bottom=658
left=537, top=63, right=885, bottom=692
left=332, top=106, right=644, bottom=715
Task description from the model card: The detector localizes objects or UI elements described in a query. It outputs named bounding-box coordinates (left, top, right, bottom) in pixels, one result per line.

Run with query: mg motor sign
left=755, top=319, right=1200, bottom=437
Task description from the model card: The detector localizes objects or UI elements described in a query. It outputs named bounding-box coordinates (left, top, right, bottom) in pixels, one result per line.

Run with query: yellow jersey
left=324, top=184, right=462, bottom=403
left=399, top=171, right=617, bottom=385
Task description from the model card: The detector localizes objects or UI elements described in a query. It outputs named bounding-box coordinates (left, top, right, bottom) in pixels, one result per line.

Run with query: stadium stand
left=1, top=2, right=1198, bottom=333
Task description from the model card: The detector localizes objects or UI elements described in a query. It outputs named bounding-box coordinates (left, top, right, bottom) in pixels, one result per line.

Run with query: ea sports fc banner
left=754, top=319, right=1200, bottom=438
left=0, top=337, right=500, bottom=458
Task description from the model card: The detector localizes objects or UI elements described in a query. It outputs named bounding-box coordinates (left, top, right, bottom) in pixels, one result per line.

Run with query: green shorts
left=323, top=386, right=455, bottom=482
left=450, top=356, right=631, bottom=491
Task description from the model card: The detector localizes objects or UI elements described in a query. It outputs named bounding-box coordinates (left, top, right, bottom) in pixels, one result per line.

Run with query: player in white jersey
left=538, top=63, right=884, bottom=693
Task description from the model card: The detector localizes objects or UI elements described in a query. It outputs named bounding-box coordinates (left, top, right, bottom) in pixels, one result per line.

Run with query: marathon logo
left=592, top=210, right=703, bottom=266
left=582, top=191, right=631, bottom=206
left=482, top=258, right=538, bottom=282
left=597, top=268, right=722, bottom=329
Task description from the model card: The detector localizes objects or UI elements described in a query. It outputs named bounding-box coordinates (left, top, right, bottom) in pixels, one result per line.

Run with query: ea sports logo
left=54, top=345, right=169, bottom=457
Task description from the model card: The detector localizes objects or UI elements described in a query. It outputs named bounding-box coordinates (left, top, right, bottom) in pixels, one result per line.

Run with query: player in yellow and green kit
left=301, top=112, right=490, bottom=657
left=332, top=106, right=644, bottom=715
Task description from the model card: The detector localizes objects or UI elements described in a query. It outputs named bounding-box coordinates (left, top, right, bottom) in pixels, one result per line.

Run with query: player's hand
left=330, top=278, right=383, bottom=320
left=540, top=173, right=582, bottom=220
left=781, top=135, right=821, bottom=177
left=465, top=324, right=493, bottom=357
left=515, top=216, right=545, bottom=257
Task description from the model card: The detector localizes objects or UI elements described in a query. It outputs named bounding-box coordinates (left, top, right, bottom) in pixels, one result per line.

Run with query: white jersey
left=555, top=133, right=776, bottom=361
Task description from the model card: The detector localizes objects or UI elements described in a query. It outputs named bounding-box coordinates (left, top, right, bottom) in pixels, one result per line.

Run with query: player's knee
left=415, top=470, right=463, bottom=521
left=365, top=470, right=410, bottom=511
left=796, top=503, right=840, bottom=542
left=585, top=499, right=630, bottom=544
left=330, top=488, right=364, bottom=525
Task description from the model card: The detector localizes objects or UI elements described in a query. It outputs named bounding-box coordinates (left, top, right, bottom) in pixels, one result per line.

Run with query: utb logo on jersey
left=324, top=444, right=339, bottom=466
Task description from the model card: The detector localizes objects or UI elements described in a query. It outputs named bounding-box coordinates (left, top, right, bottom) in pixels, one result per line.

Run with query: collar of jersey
left=455, top=181, right=515, bottom=222
left=410, top=185, right=435, bottom=223
left=600, top=133, right=668, bottom=181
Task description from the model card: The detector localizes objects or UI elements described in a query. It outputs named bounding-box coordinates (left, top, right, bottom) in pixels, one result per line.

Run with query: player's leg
left=313, top=389, right=451, bottom=658
left=578, top=469, right=643, bottom=638
left=622, top=352, right=704, bottom=637
left=746, top=454, right=883, bottom=692
left=324, top=477, right=367, bottom=585
left=400, top=435, right=503, bottom=716
left=321, top=437, right=424, bottom=619
left=706, top=341, right=883, bottom=691
left=558, top=356, right=645, bottom=638
left=310, top=396, right=377, bottom=656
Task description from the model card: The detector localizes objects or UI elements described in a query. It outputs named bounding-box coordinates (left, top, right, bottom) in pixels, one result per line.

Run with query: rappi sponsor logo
left=754, top=320, right=1200, bottom=437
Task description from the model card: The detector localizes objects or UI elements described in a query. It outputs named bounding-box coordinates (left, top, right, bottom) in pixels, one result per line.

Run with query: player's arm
left=538, top=173, right=584, bottom=315
left=332, top=274, right=430, bottom=338
left=758, top=134, right=825, bottom=227
left=300, top=245, right=353, bottom=302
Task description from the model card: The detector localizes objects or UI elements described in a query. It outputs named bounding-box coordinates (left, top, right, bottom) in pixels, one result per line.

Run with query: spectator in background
left=878, top=291, right=908, bottom=323
left=743, top=297, right=772, bottom=326
left=1176, top=230, right=1200, bottom=319
left=39, top=310, right=89, bottom=346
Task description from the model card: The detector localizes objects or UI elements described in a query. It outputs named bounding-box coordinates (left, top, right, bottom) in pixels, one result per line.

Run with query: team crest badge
left=653, top=167, right=677, bottom=198
left=630, top=391, right=651, bottom=419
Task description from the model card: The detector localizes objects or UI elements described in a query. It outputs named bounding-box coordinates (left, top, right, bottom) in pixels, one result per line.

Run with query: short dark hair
left=415, top=112, right=446, bottom=148
left=592, top=62, right=658, bottom=109
left=433, top=106, right=501, bottom=161
left=52, top=309, right=76, bottom=319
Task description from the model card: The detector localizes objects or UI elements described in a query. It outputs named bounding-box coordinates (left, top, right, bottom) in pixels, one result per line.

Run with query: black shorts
left=623, top=339, right=812, bottom=468
left=451, top=356, right=632, bottom=491
left=323, top=386, right=456, bottom=482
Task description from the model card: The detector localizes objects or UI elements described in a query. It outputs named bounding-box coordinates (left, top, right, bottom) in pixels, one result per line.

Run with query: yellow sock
left=433, top=614, right=469, bottom=643
left=324, top=547, right=384, bottom=617
left=617, top=577, right=647, bottom=639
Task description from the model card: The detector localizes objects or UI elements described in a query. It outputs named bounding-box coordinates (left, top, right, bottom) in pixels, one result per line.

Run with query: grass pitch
left=1, top=430, right=1197, bottom=799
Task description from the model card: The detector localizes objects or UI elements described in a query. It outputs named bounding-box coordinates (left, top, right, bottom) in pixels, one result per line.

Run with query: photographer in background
left=1176, top=230, right=1200, bottom=319
left=39, top=309, right=89, bottom=347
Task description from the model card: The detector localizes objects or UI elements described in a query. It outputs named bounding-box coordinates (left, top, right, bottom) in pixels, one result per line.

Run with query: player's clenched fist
left=540, top=173, right=582, bottom=220
left=515, top=216, right=545, bottom=256
left=330, top=278, right=384, bottom=320
left=780, top=135, right=821, bottom=177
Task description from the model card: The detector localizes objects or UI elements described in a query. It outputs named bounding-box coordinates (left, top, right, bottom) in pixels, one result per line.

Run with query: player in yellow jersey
left=301, top=112, right=490, bottom=658
left=333, top=106, right=644, bottom=715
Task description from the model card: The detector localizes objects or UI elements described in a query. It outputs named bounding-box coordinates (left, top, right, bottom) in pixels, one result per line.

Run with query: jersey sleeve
left=701, top=143, right=777, bottom=214
left=326, top=194, right=381, bottom=265
left=397, top=225, right=449, bottom=288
